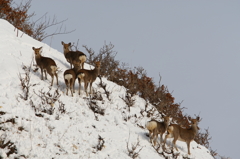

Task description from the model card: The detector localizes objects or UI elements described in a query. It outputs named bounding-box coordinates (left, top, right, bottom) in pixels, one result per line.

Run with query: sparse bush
left=98, top=76, right=110, bottom=100
left=120, top=92, right=135, bottom=112
left=0, top=137, right=17, bottom=157
left=33, top=87, right=61, bottom=115
left=57, top=99, right=66, bottom=114
left=152, top=144, right=180, bottom=159
left=93, top=135, right=105, bottom=151
left=0, top=113, right=18, bottom=157
left=18, top=64, right=32, bottom=100
left=87, top=97, right=105, bottom=121
left=126, top=135, right=143, bottom=159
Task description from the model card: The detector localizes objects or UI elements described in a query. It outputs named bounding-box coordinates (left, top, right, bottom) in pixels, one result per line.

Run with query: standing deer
left=146, top=116, right=170, bottom=146
left=163, top=117, right=200, bottom=155
left=32, top=47, right=58, bottom=86
left=63, top=60, right=81, bottom=96
left=76, top=61, right=101, bottom=96
left=61, top=41, right=86, bottom=69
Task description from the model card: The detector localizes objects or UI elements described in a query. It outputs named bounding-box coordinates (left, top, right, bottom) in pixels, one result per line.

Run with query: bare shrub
left=152, top=144, right=180, bottom=159
left=0, top=0, right=74, bottom=41
left=18, top=64, right=32, bottom=100
left=33, top=87, right=61, bottom=115
left=120, top=92, right=135, bottom=112
left=83, top=42, right=119, bottom=79
left=195, top=128, right=217, bottom=158
left=0, top=137, right=17, bottom=157
left=0, top=112, right=18, bottom=157
left=98, top=76, right=110, bottom=100
left=57, top=99, right=66, bottom=114
left=126, top=134, right=143, bottom=159
left=86, top=97, right=105, bottom=121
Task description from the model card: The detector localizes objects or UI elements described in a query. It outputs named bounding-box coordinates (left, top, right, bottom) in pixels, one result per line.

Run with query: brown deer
left=63, top=60, right=81, bottom=96
left=163, top=117, right=200, bottom=155
left=61, top=41, right=86, bottom=69
left=32, top=47, right=58, bottom=86
left=76, top=61, right=101, bottom=96
left=146, top=116, right=170, bottom=146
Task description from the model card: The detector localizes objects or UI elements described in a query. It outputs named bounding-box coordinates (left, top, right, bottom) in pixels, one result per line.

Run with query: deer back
left=77, top=69, right=97, bottom=83
left=77, top=61, right=101, bottom=82
left=169, top=118, right=199, bottom=142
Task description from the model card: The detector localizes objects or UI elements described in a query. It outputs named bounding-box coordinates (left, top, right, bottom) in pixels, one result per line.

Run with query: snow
left=0, top=19, right=214, bottom=159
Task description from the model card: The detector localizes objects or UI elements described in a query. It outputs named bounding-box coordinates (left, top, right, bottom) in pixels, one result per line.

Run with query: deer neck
left=95, top=66, right=100, bottom=75
left=63, top=47, right=71, bottom=55
left=190, top=124, right=198, bottom=134
left=35, top=54, right=42, bottom=61
left=63, top=50, right=68, bottom=56
left=163, top=121, right=169, bottom=128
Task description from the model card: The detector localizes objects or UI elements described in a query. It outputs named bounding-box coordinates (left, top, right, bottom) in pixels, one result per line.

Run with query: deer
left=61, top=41, right=86, bottom=69
left=163, top=117, right=200, bottom=155
left=146, top=116, right=170, bottom=146
left=63, top=60, right=81, bottom=96
left=32, top=47, right=58, bottom=86
left=76, top=61, right=101, bottom=96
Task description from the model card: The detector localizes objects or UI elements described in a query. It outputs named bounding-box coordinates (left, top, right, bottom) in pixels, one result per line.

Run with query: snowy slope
left=0, top=19, right=214, bottom=159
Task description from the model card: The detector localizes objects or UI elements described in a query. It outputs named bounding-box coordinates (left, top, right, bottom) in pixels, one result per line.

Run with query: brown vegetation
left=0, top=0, right=74, bottom=41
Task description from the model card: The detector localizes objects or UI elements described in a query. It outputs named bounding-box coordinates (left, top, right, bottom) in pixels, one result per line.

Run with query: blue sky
left=25, top=1, right=240, bottom=158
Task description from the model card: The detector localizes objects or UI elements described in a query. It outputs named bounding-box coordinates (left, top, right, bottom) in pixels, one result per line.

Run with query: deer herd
left=146, top=116, right=200, bottom=155
left=32, top=42, right=200, bottom=156
left=32, top=41, right=100, bottom=97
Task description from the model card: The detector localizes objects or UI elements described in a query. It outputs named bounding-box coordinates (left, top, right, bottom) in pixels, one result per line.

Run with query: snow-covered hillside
left=0, top=19, right=214, bottom=159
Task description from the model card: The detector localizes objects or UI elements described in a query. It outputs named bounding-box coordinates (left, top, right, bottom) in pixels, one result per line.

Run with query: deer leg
left=149, top=130, right=152, bottom=143
left=70, top=78, right=73, bottom=97
left=78, top=78, right=81, bottom=95
left=85, top=82, right=89, bottom=96
left=153, top=133, right=157, bottom=146
left=50, top=75, right=54, bottom=86
left=163, top=132, right=172, bottom=149
left=152, top=129, right=157, bottom=146
left=160, top=134, right=163, bottom=145
left=65, top=79, right=69, bottom=96
left=73, top=78, right=75, bottom=93
left=55, top=73, right=58, bottom=86
left=172, top=137, right=179, bottom=151
left=40, top=68, right=44, bottom=80
left=187, top=141, right=191, bottom=155
left=90, top=82, right=93, bottom=95
left=44, top=70, right=47, bottom=80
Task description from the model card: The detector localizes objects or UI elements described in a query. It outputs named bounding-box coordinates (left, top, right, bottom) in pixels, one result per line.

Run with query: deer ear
left=68, top=43, right=71, bottom=46
left=61, top=41, right=64, bottom=45
left=196, top=116, right=200, bottom=121
left=32, top=47, right=35, bottom=50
